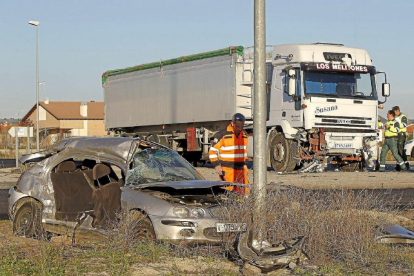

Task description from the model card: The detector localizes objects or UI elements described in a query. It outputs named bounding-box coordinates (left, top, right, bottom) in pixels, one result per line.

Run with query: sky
left=0, top=0, right=413, bottom=119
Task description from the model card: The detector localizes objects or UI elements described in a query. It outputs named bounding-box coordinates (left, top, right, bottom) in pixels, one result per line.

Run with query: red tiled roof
left=22, top=101, right=104, bottom=121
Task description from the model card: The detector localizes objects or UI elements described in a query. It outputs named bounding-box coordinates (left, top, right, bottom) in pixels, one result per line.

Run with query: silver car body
left=9, top=137, right=236, bottom=243
left=404, top=139, right=414, bottom=158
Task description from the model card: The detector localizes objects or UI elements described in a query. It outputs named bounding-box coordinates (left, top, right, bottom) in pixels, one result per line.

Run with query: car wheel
left=130, top=210, right=156, bottom=241
left=269, top=133, right=296, bottom=172
left=13, top=200, right=42, bottom=238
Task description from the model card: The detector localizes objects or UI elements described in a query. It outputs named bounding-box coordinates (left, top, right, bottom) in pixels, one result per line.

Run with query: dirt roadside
left=0, top=168, right=20, bottom=189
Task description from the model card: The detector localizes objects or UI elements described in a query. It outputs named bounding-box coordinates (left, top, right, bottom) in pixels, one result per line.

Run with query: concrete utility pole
left=253, top=0, right=267, bottom=242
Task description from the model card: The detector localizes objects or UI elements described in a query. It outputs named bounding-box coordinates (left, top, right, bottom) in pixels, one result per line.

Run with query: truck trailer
left=102, top=43, right=390, bottom=172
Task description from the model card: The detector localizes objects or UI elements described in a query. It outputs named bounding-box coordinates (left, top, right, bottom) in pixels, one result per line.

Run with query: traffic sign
left=8, top=127, right=34, bottom=138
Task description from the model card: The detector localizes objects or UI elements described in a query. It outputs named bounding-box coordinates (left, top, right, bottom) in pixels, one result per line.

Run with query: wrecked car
left=8, top=137, right=246, bottom=243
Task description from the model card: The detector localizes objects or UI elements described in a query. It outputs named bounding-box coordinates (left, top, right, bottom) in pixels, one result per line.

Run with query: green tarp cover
left=102, top=46, right=243, bottom=85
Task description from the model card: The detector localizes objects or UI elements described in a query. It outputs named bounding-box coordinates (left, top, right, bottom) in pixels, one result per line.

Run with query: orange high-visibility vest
left=209, top=124, right=248, bottom=169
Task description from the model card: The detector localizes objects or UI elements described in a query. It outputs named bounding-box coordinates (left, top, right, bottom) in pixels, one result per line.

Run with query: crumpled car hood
left=19, top=137, right=138, bottom=165
left=129, top=180, right=235, bottom=190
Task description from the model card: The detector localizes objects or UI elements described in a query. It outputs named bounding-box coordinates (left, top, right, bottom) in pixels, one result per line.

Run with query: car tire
left=269, top=133, right=296, bottom=172
left=13, top=200, right=43, bottom=238
left=130, top=210, right=156, bottom=241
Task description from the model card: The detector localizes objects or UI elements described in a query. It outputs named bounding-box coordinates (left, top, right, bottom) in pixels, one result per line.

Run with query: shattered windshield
left=126, top=146, right=203, bottom=185
left=304, top=71, right=377, bottom=99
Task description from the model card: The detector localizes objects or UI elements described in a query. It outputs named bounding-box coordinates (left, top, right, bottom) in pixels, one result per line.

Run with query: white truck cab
left=264, top=43, right=390, bottom=171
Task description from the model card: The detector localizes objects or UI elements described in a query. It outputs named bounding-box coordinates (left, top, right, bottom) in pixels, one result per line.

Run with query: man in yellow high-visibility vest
left=392, top=106, right=409, bottom=170
left=378, top=110, right=407, bottom=172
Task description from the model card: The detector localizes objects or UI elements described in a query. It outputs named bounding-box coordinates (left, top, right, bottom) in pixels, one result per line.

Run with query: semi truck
left=102, top=43, right=390, bottom=172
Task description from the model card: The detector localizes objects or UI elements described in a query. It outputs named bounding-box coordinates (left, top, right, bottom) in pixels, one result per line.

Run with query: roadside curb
left=0, top=184, right=13, bottom=190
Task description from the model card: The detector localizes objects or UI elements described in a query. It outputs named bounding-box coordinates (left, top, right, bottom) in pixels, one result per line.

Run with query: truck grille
left=315, top=115, right=372, bottom=129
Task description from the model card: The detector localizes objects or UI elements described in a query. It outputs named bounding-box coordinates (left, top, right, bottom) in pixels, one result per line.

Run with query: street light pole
left=29, top=20, right=40, bottom=152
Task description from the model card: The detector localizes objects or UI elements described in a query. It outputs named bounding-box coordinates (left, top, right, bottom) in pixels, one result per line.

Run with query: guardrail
left=0, top=159, right=16, bottom=168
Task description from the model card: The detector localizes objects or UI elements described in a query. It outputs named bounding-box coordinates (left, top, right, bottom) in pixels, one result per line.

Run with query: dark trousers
left=380, top=137, right=405, bottom=170
left=397, top=133, right=408, bottom=162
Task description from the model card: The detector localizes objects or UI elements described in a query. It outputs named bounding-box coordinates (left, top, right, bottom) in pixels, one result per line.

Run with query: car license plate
left=216, top=223, right=247, bottom=233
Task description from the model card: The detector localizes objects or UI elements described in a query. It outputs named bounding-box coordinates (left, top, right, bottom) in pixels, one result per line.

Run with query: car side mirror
left=382, top=83, right=390, bottom=97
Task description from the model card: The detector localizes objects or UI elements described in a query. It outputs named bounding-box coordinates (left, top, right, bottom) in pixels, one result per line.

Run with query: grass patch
left=2, top=190, right=414, bottom=275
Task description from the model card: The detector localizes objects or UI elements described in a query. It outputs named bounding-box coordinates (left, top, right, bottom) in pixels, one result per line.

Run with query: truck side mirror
left=288, top=69, right=296, bottom=96
left=382, top=83, right=390, bottom=97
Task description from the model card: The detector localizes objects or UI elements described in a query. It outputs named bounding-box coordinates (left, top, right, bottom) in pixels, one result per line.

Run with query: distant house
left=21, top=101, right=106, bottom=145
left=0, top=118, right=20, bottom=125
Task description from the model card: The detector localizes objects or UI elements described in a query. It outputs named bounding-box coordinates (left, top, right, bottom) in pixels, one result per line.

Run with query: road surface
left=0, top=189, right=10, bottom=220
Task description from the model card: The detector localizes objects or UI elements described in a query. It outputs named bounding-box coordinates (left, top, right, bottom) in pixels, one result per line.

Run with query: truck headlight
left=173, top=207, right=190, bottom=218
left=191, top=208, right=205, bottom=218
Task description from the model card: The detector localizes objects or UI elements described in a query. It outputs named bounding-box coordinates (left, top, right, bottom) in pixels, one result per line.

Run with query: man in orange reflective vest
left=209, top=113, right=249, bottom=195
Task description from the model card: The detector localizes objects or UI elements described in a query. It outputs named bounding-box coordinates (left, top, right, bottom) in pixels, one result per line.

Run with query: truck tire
left=267, top=131, right=278, bottom=169
left=269, top=134, right=296, bottom=172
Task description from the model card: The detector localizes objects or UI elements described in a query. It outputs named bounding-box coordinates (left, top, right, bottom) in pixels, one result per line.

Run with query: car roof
left=20, top=137, right=166, bottom=165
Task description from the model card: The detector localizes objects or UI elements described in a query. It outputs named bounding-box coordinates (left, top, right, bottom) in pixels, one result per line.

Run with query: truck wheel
left=267, top=131, right=278, bottom=169
left=13, top=200, right=43, bottom=238
left=270, top=134, right=296, bottom=172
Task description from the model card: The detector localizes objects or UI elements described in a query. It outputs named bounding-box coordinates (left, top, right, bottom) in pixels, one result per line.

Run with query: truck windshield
left=304, top=71, right=377, bottom=99
left=126, top=147, right=203, bottom=185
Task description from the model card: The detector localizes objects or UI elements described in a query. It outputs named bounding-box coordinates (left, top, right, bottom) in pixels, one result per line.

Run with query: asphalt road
left=0, top=189, right=10, bottom=220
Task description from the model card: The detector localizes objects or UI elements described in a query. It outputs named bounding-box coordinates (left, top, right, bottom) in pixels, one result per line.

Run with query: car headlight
left=173, top=207, right=190, bottom=218
left=191, top=208, right=205, bottom=218
left=405, top=140, right=414, bottom=146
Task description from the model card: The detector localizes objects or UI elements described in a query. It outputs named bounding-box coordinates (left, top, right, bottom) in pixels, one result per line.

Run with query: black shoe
left=406, top=163, right=410, bottom=170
